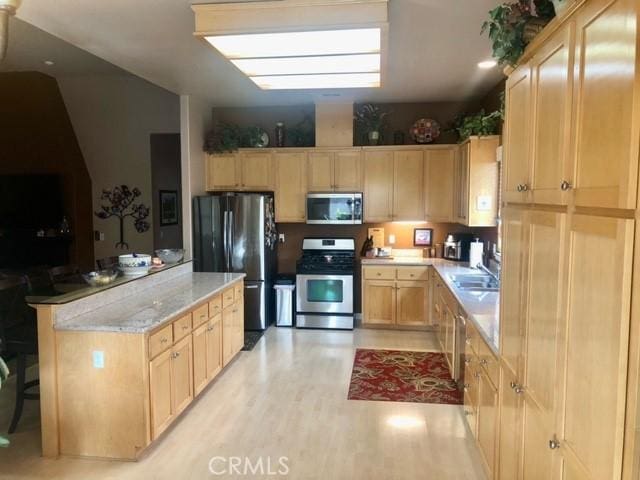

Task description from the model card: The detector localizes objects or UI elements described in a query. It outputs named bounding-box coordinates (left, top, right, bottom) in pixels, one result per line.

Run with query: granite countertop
left=432, top=263, right=500, bottom=354
left=55, top=272, right=246, bottom=333
left=361, top=256, right=500, bottom=354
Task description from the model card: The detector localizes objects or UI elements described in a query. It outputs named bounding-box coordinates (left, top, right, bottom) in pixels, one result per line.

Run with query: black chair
left=0, top=276, right=39, bottom=433
left=96, top=256, right=118, bottom=270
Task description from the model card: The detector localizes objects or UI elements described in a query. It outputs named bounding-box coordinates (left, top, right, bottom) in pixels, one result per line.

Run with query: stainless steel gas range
left=295, top=238, right=355, bottom=330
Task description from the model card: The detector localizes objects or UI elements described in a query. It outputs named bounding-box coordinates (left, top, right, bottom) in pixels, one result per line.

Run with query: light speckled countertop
left=362, top=257, right=500, bottom=353
left=55, top=272, right=246, bottom=333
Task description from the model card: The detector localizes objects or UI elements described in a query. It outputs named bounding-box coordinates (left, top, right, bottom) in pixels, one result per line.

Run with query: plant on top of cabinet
left=203, top=123, right=267, bottom=153
left=288, top=114, right=315, bottom=147
left=354, top=103, right=390, bottom=146
left=450, top=108, right=503, bottom=142
left=481, top=0, right=554, bottom=67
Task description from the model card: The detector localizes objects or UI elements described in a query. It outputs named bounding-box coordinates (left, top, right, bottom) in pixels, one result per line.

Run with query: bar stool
left=0, top=276, right=39, bottom=433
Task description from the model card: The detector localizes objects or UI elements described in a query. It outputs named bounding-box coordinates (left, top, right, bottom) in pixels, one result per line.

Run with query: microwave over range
left=306, top=193, right=363, bottom=225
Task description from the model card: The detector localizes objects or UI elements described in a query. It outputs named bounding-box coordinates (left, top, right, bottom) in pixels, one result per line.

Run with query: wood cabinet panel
left=455, top=143, right=470, bottom=223
left=222, top=307, right=234, bottom=366
left=499, top=207, right=528, bottom=379
left=477, top=369, right=498, bottom=476
left=307, top=152, right=333, bottom=191
left=206, top=315, right=223, bottom=380
left=192, top=303, right=209, bottom=328
left=504, top=64, right=533, bottom=203
left=222, top=287, right=235, bottom=309
left=393, top=150, right=424, bottom=221
left=362, top=280, right=396, bottom=325
left=206, top=153, right=238, bottom=191
left=522, top=397, right=559, bottom=480
left=396, top=266, right=429, bottom=281
left=334, top=150, right=362, bottom=191
left=363, top=150, right=394, bottom=222
left=363, top=266, right=396, bottom=280
left=171, top=335, right=193, bottom=417
left=192, top=323, right=208, bottom=396
left=396, top=281, right=429, bottom=326
left=173, top=313, right=192, bottom=342
left=499, top=366, right=524, bottom=480
left=571, top=0, right=638, bottom=210
left=240, top=152, right=273, bottom=190
left=464, top=360, right=479, bottom=437
left=425, top=148, right=455, bottom=222
left=561, top=214, right=634, bottom=480
left=530, top=23, right=574, bottom=206
left=149, top=349, right=173, bottom=439
left=208, top=295, right=222, bottom=318
left=274, top=152, right=307, bottom=222
left=524, top=211, right=567, bottom=432
left=232, top=300, right=244, bottom=355
left=149, top=324, right=173, bottom=359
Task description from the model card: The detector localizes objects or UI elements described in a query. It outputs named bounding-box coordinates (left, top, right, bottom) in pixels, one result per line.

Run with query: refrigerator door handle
left=245, top=284, right=259, bottom=289
left=228, top=210, right=234, bottom=271
left=223, top=210, right=229, bottom=271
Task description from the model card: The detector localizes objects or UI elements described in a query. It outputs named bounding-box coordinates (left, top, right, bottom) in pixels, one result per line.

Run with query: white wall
left=58, top=74, right=180, bottom=262
left=180, top=94, right=213, bottom=261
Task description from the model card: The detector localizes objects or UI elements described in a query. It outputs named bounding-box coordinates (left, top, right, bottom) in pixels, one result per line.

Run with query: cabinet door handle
left=160, top=337, right=168, bottom=344
left=510, top=381, right=517, bottom=389
left=182, top=325, right=189, bottom=330
left=172, top=351, right=180, bottom=359
left=521, top=183, right=529, bottom=192
left=480, top=359, right=488, bottom=366
left=514, top=385, right=525, bottom=394
left=463, top=384, right=470, bottom=391
left=464, top=358, right=472, bottom=365
left=560, top=180, right=573, bottom=191
left=549, top=437, right=561, bottom=450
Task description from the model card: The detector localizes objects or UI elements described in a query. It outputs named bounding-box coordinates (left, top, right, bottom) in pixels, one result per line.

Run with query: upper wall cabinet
left=363, top=150, right=394, bottom=222
left=206, top=152, right=273, bottom=191
left=503, top=63, right=533, bottom=204
left=454, top=137, right=500, bottom=227
left=308, top=149, right=362, bottom=192
left=274, top=152, right=307, bottom=223
left=570, top=0, right=638, bottom=210
left=393, top=150, right=425, bottom=221
left=425, top=148, right=456, bottom=222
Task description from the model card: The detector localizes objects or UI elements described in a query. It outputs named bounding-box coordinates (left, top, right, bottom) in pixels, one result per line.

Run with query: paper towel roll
left=469, top=240, right=484, bottom=268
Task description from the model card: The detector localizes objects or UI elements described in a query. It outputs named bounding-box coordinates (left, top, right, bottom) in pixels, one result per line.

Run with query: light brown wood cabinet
left=206, top=315, right=223, bottom=380
left=362, top=266, right=430, bottom=328
left=363, top=150, right=394, bottom=222
left=425, top=148, right=456, bottom=222
left=192, top=322, right=209, bottom=396
left=477, top=368, right=498, bottom=476
left=274, top=151, right=307, bottom=222
left=206, top=152, right=273, bottom=191
left=454, top=136, right=500, bottom=227
left=499, top=365, right=524, bottom=480
left=308, top=149, right=362, bottom=192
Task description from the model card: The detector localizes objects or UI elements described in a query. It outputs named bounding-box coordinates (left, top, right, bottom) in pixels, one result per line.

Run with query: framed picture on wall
left=159, top=190, right=179, bottom=226
left=413, top=228, right=433, bottom=247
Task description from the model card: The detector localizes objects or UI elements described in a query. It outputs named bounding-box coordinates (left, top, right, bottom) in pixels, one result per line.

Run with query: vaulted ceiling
left=9, top=0, right=504, bottom=106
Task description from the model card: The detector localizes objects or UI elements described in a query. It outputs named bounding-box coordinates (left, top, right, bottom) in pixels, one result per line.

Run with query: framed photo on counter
left=413, top=228, right=433, bottom=247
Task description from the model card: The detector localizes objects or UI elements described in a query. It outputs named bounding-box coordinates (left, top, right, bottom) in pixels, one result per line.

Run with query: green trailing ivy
left=450, top=108, right=503, bottom=142
left=203, top=123, right=266, bottom=154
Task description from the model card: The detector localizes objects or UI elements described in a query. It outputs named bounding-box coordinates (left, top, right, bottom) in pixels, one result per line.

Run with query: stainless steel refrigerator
left=193, top=193, right=277, bottom=330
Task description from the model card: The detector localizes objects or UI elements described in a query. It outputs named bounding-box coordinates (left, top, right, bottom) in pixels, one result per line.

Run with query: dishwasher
left=454, top=307, right=467, bottom=390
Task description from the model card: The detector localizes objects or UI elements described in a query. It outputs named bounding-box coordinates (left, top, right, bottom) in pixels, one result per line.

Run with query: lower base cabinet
left=149, top=348, right=174, bottom=438
left=477, top=369, right=498, bottom=475
left=362, top=266, right=430, bottom=327
left=498, top=366, right=524, bottom=480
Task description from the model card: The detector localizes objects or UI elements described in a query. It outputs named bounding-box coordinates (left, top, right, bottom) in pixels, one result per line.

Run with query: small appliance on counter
left=443, top=233, right=474, bottom=261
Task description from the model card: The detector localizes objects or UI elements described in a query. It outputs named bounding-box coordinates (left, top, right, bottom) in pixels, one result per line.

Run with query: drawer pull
left=514, top=385, right=525, bottom=395
left=172, top=351, right=180, bottom=359
left=464, top=358, right=472, bottom=365
left=182, top=325, right=189, bottom=330
left=160, top=337, right=168, bottom=344
left=549, top=437, right=560, bottom=450
left=376, top=272, right=381, bottom=276
left=480, top=359, right=488, bottom=366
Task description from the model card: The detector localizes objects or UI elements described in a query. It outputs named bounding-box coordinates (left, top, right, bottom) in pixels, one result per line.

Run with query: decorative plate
left=253, top=130, right=270, bottom=148
left=410, top=118, right=441, bottom=144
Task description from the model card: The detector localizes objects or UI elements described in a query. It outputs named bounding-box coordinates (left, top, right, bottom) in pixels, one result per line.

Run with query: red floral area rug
left=347, top=349, right=463, bottom=405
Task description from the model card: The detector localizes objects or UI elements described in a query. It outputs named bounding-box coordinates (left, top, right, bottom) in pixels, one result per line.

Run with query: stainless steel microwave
left=306, top=193, right=363, bottom=225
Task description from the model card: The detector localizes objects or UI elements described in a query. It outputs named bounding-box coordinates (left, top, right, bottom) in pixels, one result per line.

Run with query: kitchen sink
left=448, top=273, right=500, bottom=292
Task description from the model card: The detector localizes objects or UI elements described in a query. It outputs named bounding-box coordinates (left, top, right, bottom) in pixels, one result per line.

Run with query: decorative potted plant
left=354, top=104, right=390, bottom=146
left=450, top=109, right=503, bottom=142
left=481, top=0, right=555, bottom=67
left=0, top=356, right=9, bottom=447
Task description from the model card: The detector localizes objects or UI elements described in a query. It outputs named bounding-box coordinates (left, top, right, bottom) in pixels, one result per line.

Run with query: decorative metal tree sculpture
left=94, top=185, right=150, bottom=249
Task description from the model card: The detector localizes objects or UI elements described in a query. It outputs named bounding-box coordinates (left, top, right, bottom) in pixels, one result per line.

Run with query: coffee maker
left=443, top=233, right=474, bottom=261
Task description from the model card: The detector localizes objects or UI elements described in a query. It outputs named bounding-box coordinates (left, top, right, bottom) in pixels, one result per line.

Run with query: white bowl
left=118, top=254, right=152, bottom=268
left=155, top=249, right=185, bottom=264
left=119, top=265, right=152, bottom=276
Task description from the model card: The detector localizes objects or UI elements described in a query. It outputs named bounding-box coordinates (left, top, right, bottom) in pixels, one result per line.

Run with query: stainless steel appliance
left=454, top=308, right=467, bottom=389
left=295, top=238, right=355, bottom=329
left=306, top=193, right=363, bottom=225
left=443, top=233, right=474, bottom=261
left=193, top=193, right=277, bottom=330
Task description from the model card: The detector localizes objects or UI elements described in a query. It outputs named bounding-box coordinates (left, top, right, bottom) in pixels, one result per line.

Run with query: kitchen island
left=29, top=263, right=245, bottom=460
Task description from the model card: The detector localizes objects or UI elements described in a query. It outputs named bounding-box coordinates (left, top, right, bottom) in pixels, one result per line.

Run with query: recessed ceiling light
left=478, top=60, right=497, bottom=69
left=44, top=60, right=55, bottom=66
left=249, top=73, right=380, bottom=90
left=231, top=53, right=380, bottom=77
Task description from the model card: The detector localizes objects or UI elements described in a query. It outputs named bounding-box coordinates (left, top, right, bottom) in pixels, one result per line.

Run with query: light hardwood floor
left=0, top=327, right=487, bottom=480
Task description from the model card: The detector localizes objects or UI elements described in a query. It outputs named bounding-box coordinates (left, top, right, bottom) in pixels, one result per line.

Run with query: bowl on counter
left=82, top=269, right=119, bottom=287
left=154, top=249, right=185, bottom=264
left=118, top=254, right=153, bottom=276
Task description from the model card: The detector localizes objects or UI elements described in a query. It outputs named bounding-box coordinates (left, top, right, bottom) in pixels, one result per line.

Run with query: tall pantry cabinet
left=498, top=0, right=640, bottom=479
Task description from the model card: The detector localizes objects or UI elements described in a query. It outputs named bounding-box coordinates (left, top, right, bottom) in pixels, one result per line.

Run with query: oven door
left=296, top=274, right=353, bottom=314
left=306, top=193, right=362, bottom=224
